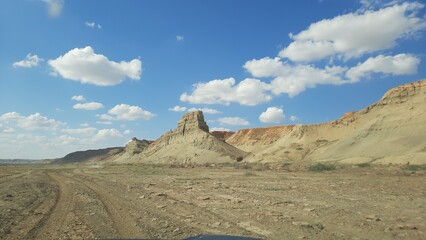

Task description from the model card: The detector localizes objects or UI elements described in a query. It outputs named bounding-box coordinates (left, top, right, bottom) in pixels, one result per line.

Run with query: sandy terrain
left=1, top=163, right=425, bottom=239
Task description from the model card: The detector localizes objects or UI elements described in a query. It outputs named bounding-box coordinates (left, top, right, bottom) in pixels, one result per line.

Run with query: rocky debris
left=366, top=214, right=381, bottom=221
left=125, top=138, right=152, bottom=155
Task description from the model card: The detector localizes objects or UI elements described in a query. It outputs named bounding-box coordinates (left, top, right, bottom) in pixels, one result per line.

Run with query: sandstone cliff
left=115, top=111, right=247, bottom=164
left=232, top=79, right=426, bottom=164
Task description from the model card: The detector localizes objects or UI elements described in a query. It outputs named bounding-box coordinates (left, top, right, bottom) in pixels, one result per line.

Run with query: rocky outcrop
left=240, top=79, right=426, bottom=164
left=125, top=138, right=152, bottom=155
left=177, top=111, right=209, bottom=134
left=114, top=111, right=248, bottom=164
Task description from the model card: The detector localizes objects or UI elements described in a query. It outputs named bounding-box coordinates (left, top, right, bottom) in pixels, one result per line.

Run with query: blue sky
left=1, top=0, right=425, bottom=159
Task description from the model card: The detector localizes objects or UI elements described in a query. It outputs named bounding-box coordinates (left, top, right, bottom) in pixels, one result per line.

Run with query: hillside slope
left=227, top=79, right=426, bottom=164
left=114, top=111, right=247, bottom=164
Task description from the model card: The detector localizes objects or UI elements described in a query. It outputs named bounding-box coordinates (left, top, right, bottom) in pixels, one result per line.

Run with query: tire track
left=60, top=171, right=147, bottom=238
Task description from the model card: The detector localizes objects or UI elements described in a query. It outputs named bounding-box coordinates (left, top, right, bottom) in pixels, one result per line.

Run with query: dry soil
left=0, top=163, right=425, bottom=239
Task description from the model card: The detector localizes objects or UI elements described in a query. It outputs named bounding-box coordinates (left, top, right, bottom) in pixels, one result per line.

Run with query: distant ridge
left=55, top=147, right=124, bottom=163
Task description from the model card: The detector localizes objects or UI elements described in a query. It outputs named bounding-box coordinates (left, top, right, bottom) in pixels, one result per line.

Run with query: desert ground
left=0, top=162, right=425, bottom=240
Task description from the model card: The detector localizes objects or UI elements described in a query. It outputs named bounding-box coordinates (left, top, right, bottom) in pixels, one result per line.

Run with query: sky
left=1, top=0, right=425, bottom=159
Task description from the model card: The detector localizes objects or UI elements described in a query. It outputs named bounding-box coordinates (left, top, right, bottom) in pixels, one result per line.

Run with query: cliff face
left=115, top=111, right=247, bottom=164
left=238, top=79, right=426, bottom=164
left=177, top=111, right=209, bottom=133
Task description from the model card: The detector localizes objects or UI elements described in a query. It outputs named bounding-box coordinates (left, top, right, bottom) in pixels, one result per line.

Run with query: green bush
left=309, top=163, right=336, bottom=172
left=401, top=165, right=426, bottom=171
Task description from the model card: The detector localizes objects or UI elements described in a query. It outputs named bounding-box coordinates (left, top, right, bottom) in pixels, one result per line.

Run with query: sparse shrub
left=309, top=163, right=336, bottom=172
left=401, top=165, right=426, bottom=171
left=296, top=147, right=304, bottom=150
left=315, top=223, right=325, bottom=230
left=356, top=162, right=371, bottom=168
left=244, top=171, right=256, bottom=176
left=236, top=156, right=244, bottom=162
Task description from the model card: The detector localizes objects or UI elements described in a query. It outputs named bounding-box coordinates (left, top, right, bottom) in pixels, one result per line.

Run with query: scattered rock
left=397, top=224, right=417, bottom=230
left=304, top=208, right=315, bottom=212
left=292, top=221, right=312, bottom=228
left=197, top=196, right=210, bottom=200
left=366, top=215, right=381, bottom=221
left=155, top=193, right=167, bottom=197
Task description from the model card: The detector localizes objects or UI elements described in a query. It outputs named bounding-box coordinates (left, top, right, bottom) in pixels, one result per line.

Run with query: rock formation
left=125, top=138, right=152, bottom=155
left=229, top=79, right=426, bottom=165
left=114, top=111, right=248, bottom=164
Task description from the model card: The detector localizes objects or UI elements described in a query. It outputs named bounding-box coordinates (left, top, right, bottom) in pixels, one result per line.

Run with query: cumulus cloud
left=42, top=0, right=64, bottom=17
left=93, top=128, right=123, bottom=141
left=289, top=115, right=300, bottom=122
left=180, top=78, right=272, bottom=106
left=73, top=102, right=104, bottom=110
left=0, top=112, right=65, bottom=131
left=187, top=107, right=221, bottom=114
left=279, top=2, right=426, bottom=62
left=13, top=54, right=43, bottom=68
left=71, top=95, right=85, bottom=101
left=85, top=21, right=102, bottom=29
left=108, top=104, right=155, bottom=121
left=346, top=54, right=420, bottom=82
left=48, top=46, right=142, bottom=86
left=259, top=107, right=285, bottom=123
left=176, top=35, right=184, bottom=42
left=62, top=127, right=97, bottom=136
left=169, top=106, right=187, bottom=112
left=96, top=114, right=114, bottom=121
left=245, top=57, right=347, bottom=97
left=210, top=127, right=231, bottom=132
left=218, top=117, right=249, bottom=126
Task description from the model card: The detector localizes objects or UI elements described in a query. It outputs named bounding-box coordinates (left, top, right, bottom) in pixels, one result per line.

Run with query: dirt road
left=0, top=163, right=425, bottom=239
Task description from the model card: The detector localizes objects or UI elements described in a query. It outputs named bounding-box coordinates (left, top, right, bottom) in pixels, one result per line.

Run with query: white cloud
left=187, top=107, right=221, bottom=114
left=42, top=0, right=64, bottom=17
left=124, top=129, right=131, bottom=135
left=62, top=127, right=97, bottom=136
left=245, top=57, right=347, bottom=97
left=71, top=95, right=86, bottom=101
left=176, top=35, right=184, bottom=42
left=73, top=102, right=103, bottom=110
left=210, top=127, right=231, bottom=132
left=85, top=21, right=102, bottom=29
left=0, top=112, right=65, bottom=131
left=2, top=127, right=15, bottom=133
left=180, top=78, right=272, bottom=106
left=80, top=123, right=90, bottom=127
left=48, top=46, right=142, bottom=86
left=279, top=2, right=426, bottom=62
left=108, top=104, right=155, bottom=121
left=218, top=117, right=249, bottom=126
left=96, top=121, right=113, bottom=125
left=259, top=107, right=285, bottom=123
left=96, top=114, right=114, bottom=121
left=289, top=115, right=300, bottom=122
left=13, top=54, right=43, bottom=68
left=169, top=106, right=187, bottom=112
left=346, top=54, right=420, bottom=82
left=93, top=128, right=123, bottom=141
